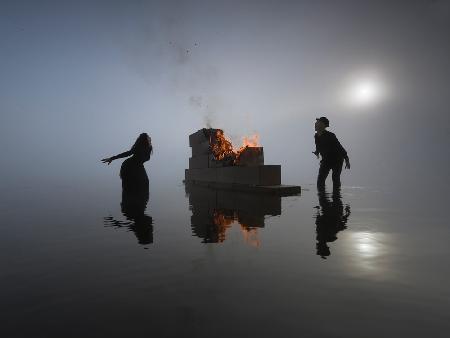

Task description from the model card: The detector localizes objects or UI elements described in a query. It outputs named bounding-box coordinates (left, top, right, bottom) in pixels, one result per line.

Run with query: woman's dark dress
left=119, top=147, right=151, bottom=193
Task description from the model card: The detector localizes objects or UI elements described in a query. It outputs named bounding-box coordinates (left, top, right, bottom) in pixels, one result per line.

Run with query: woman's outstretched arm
left=101, top=149, right=133, bottom=165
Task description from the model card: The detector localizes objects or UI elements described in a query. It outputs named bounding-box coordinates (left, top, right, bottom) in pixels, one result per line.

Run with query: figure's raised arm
left=101, top=149, right=133, bottom=165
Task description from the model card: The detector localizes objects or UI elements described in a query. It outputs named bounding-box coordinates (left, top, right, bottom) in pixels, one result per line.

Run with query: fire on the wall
left=185, top=128, right=301, bottom=194
left=210, top=129, right=262, bottom=166
left=194, top=128, right=263, bottom=167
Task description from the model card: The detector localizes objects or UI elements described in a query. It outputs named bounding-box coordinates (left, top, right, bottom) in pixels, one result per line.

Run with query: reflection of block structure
left=185, top=183, right=281, bottom=243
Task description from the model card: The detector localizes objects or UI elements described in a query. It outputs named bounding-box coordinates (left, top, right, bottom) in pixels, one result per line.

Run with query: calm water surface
left=1, top=177, right=449, bottom=338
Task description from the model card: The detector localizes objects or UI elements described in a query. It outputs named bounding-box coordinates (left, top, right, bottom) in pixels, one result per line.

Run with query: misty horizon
left=1, top=0, right=449, bottom=197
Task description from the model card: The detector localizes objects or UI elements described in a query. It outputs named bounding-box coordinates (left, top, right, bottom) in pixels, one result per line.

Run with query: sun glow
left=355, top=81, right=377, bottom=101
left=342, top=73, right=386, bottom=108
left=350, top=80, right=381, bottom=106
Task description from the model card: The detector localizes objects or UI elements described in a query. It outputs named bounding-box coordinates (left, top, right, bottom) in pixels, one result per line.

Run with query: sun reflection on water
left=346, top=231, right=391, bottom=275
left=353, top=232, right=380, bottom=257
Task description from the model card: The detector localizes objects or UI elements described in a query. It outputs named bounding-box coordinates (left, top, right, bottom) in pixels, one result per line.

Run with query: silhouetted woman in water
left=102, top=133, right=153, bottom=193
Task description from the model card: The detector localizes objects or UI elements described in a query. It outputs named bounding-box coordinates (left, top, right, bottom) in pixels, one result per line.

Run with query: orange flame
left=210, top=130, right=261, bottom=162
left=241, top=134, right=260, bottom=148
left=210, top=130, right=234, bottom=161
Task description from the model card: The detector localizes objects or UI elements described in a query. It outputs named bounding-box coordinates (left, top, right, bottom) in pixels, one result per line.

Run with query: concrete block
left=186, top=165, right=281, bottom=186
left=189, top=155, right=212, bottom=169
left=216, top=167, right=235, bottom=183
left=191, top=140, right=211, bottom=156
left=189, top=129, right=209, bottom=147
left=232, top=167, right=261, bottom=185
left=189, top=128, right=223, bottom=147
left=237, top=147, right=264, bottom=166
left=185, top=168, right=217, bottom=182
left=259, top=165, right=281, bottom=185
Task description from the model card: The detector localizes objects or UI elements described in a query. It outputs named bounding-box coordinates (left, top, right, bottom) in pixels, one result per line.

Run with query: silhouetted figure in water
left=104, top=178, right=153, bottom=245
left=102, top=133, right=153, bottom=193
left=313, top=117, right=350, bottom=191
left=314, top=189, right=351, bottom=259
left=102, top=133, right=153, bottom=245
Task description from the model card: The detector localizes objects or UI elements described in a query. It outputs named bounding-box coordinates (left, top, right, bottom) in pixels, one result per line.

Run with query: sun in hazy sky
left=341, top=72, right=387, bottom=109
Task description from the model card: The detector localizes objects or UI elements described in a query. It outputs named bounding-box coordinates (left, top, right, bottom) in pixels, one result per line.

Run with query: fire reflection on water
left=213, top=209, right=261, bottom=247
left=186, top=183, right=279, bottom=247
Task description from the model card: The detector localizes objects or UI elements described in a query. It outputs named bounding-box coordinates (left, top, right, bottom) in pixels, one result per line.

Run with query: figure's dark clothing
left=318, top=159, right=344, bottom=189
left=314, top=130, right=348, bottom=164
left=314, top=131, right=348, bottom=189
left=118, top=147, right=151, bottom=193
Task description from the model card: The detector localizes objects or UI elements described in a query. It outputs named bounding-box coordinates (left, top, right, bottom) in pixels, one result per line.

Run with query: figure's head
left=133, top=133, right=153, bottom=153
left=315, top=117, right=329, bottom=132
left=136, top=132, right=149, bottom=143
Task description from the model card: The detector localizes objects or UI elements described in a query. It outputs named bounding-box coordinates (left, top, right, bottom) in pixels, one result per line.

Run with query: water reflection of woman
left=103, top=184, right=153, bottom=246
left=102, top=133, right=153, bottom=192
left=121, top=186, right=153, bottom=245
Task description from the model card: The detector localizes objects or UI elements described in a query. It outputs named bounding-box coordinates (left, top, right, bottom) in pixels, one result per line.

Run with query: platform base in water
left=185, top=166, right=282, bottom=186
left=184, top=180, right=301, bottom=196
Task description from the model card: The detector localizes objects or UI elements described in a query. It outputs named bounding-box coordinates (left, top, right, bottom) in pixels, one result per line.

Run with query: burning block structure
left=185, top=128, right=301, bottom=195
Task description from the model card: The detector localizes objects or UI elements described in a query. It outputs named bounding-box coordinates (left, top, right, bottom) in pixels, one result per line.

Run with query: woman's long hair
left=132, top=133, right=153, bottom=155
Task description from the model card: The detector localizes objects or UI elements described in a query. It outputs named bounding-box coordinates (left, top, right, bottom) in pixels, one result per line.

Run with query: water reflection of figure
left=104, top=182, right=153, bottom=245
left=314, top=188, right=350, bottom=259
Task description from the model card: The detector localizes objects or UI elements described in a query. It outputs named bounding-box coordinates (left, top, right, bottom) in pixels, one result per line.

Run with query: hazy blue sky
left=1, top=0, right=449, bottom=192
